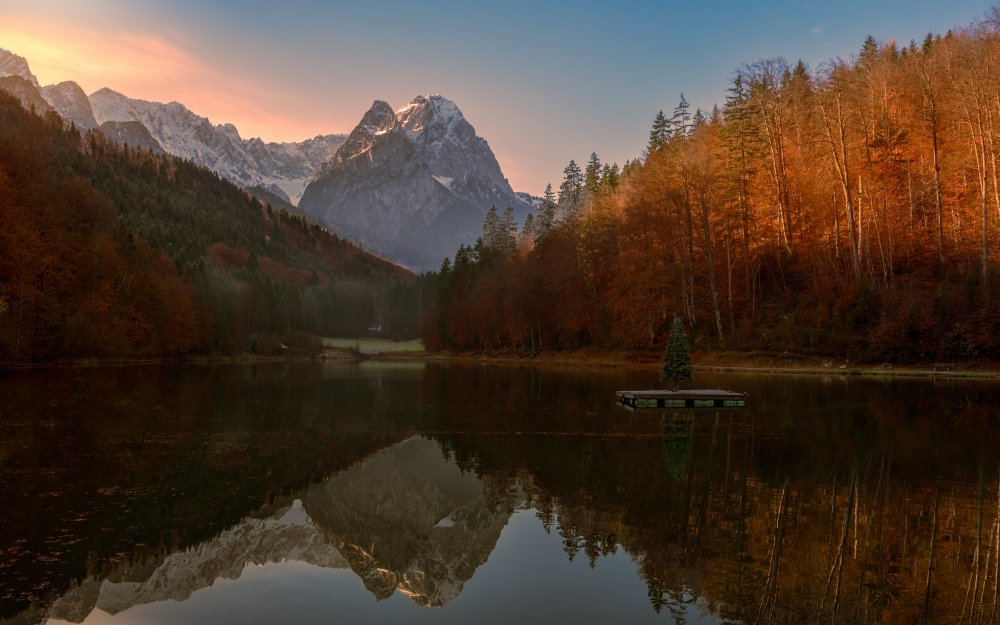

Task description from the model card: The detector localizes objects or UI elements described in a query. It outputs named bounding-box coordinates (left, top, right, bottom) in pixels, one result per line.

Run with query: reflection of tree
left=427, top=393, right=1000, bottom=624
left=663, top=415, right=694, bottom=484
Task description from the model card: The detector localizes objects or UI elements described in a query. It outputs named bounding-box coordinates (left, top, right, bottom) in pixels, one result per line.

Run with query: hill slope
left=0, top=91, right=424, bottom=362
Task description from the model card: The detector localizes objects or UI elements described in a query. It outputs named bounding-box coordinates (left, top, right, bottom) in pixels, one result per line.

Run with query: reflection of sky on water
left=48, top=511, right=718, bottom=625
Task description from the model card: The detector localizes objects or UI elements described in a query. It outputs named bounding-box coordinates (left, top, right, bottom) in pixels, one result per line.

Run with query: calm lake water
left=2, top=362, right=1000, bottom=624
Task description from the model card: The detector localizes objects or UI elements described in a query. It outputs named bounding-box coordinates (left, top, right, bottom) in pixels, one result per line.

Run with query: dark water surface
left=2, top=362, right=1000, bottom=624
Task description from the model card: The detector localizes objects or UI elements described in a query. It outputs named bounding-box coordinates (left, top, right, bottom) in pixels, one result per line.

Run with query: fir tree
left=646, top=110, right=670, bottom=157
left=661, top=316, right=693, bottom=389
left=671, top=94, right=692, bottom=138
left=521, top=213, right=536, bottom=240
left=600, top=163, right=620, bottom=191
left=859, top=35, right=880, bottom=71
left=480, top=205, right=516, bottom=258
left=922, top=32, right=934, bottom=53
left=584, top=152, right=602, bottom=196
left=558, top=159, right=584, bottom=215
left=499, top=205, right=517, bottom=255
left=535, top=183, right=557, bottom=240
left=692, top=108, right=706, bottom=131
left=435, top=257, right=453, bottom=347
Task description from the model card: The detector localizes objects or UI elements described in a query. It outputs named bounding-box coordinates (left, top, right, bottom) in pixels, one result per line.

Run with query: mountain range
left=0, top=47, right=534, bottom=270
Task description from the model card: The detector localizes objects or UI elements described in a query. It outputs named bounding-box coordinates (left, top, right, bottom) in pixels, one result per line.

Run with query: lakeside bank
left=5, top=344, right=1000, bottom=381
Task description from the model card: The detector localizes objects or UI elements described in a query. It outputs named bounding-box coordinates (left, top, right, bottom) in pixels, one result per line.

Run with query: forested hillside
left=428, top=21, right=1000, bottom=363
left=0, top=92, right=426, bottom=362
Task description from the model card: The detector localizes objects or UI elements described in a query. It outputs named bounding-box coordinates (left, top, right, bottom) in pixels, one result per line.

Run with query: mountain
left=0, top=75, right=52, bottom=115
left=0, top=48, right=345, bottom=204
left=89, top=87, right=346, bottom=204
left=515, top=191, right=543, bottom=208
left=45, top=500, right=349, bottom=622
left=98, top=120, right=165, bottom=153
left=301, top=436, right=516, bottom=606
left=299, top=95, right=532, bottom=270
left=41, top=81, right=98, bottom=131
left=0, top=48, right=38, bottom=86
left=0, top=49, right=54, bottom=116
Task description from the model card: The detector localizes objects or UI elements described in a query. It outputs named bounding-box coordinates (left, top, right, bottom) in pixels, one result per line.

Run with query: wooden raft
left=616, top=389, right=748, bottom=410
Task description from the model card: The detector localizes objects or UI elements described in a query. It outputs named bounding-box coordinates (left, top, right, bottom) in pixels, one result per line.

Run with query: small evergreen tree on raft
left=661, top=316, right=693, bottom=389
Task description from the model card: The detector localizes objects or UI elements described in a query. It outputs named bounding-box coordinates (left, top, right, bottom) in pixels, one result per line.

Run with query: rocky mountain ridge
left=88, top=87, right=346, bottom=204
left=0, top=48, right=347, bottom=205
left=299, top=95, right=532, bottom=270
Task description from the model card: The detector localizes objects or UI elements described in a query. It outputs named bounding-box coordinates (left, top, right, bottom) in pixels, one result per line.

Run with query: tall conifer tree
left=558, top=160, right=584, bottom=215
left=584, top=152, right=602, bottom=196
left=647, top=110, right=670, bottom=157
left=661, top=317, right=693, bottom=389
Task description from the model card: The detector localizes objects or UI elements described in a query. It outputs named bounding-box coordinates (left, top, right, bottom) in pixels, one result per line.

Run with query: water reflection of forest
left=433, top=407, right=1000, bottom=625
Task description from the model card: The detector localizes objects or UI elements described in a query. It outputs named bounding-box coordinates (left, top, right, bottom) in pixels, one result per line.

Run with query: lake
left=2, top=362, right=999, bottom=624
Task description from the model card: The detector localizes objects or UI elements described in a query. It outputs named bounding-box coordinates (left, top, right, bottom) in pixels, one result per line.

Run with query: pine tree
left=481, top=205, right=501, bottom=248
left=661, top=316, right=693, bottom=389
left=671, top=94, right=692, bottom=138
left=692, top=108, right=706, bottom=131
left=435, top=256, right=453, bottom=347
left=480, top=205, right=516, bottom=258
left=499, top=205, right=516, bottom=255
left=584, top=152, right=602, bottom=196
left=860, top=35, right=879, bottom=65
left=646, top=110, right=670, bottom=157
left=600, top=163, right=621, bottom=191
left=558, top=159, right=584, bottom=215
left=922, top=32, right=934, bottom=53
left=622, top=158, right=641, bottom=177
left=535, top=183, right=557, bottom=240
left=521, top=213, right=536, bottom=240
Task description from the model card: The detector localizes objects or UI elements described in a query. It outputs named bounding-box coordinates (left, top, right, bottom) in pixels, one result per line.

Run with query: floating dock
left=616, top=389, right=748, bottom=410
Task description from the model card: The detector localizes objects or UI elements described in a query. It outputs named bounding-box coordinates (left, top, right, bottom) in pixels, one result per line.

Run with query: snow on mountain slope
left=89, top=88, right=346, bottom=204
left=299, top=95, right=531, bottom=270
left=46, top=500, right=347, bottom=621
left=0, top=48, right=39, bottom=87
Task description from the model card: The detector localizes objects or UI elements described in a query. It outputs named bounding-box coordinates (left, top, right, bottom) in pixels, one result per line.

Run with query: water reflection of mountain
left=42, top=436, right=515, bottom=622
left=302, top=437, right=517, bottom=606
left=47, top=500, right=347, bottom=622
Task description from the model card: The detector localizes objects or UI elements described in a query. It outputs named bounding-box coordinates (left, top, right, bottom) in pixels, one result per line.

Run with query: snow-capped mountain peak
left=396, top=94, right=464, bottom=137
left=300, top=94, right=531, bottom=270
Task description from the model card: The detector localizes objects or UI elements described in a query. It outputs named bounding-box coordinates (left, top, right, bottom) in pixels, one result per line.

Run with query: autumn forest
left=428, top=21, right=1000, bottom=363
left=0, top=91, right=428, bottom=362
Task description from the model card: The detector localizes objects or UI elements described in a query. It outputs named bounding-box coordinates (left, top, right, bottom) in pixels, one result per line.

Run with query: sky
left=0, top=0, right=995, bottom=195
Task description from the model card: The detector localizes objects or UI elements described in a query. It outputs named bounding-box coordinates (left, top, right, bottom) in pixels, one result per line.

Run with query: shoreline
left=420, top=349, right=1000, bottom=380
left=3, top=348, right=1000, bottom=380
